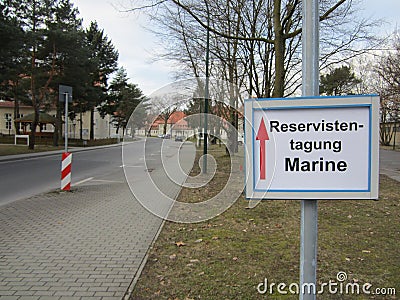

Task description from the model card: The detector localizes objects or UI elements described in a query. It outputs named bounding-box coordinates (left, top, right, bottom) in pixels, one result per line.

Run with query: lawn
left=0, top=144, right=64, bottom=156
left=0, top=137, right=119, bottom=156
left=131, top=146, right=399, bottom=300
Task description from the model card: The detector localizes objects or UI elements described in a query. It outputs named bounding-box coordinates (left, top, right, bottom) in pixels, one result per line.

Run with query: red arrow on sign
left=256, top=118, right=269, bottom=180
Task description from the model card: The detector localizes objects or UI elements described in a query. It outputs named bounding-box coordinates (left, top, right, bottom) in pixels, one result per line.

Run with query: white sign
left=244, top=95, right=380, bottom=200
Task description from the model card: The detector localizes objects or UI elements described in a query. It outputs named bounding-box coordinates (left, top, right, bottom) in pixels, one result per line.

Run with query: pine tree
left=85, top=21, right=119, bottom=140
left=100, top=68, right=147, bottom=135
left=320, top=66, right=361, bottom=96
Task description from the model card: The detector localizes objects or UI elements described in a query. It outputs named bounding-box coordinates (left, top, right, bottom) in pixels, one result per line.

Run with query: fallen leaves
left=175, top=241, right=186, bottom=247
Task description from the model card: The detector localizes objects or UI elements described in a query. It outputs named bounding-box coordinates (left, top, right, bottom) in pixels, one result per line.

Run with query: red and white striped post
left=61, top=152, right=72, bottom=191
left=59, top=85, right=73, bottom=191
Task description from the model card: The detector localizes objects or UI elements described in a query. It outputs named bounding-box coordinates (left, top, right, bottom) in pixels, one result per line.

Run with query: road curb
left=0, top=142, right=125, bottom=163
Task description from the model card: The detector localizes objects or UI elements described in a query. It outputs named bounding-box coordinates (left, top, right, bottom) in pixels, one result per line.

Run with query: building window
left=17, top=114, right=24, bottom=130
left=4, top=113, right=12, bottom=130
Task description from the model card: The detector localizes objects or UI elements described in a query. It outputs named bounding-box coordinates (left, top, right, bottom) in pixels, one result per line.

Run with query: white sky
left=71, top=0, right=400, bottom=96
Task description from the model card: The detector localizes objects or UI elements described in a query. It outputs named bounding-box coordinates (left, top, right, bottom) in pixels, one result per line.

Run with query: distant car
left=238, top=134, right=244, bottom=145
left=157, top=134, right=165, bottom=138
left=175, top=136, right=184, bottom=142
left=164, top=134, right=171, bottom=139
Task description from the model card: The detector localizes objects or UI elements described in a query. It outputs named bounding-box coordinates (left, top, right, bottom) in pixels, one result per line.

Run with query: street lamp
left=203, top=0, right=210, bottom=174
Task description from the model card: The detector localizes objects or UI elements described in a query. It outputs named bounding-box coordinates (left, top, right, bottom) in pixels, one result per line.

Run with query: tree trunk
left=272, top=0, right=285, bottom=98
left=53, top=97, right=61, bottom=146
left=79, top=110, right=83, bottom=140
left=29, top=105, right=39, bottom=150
left=90, top=107, right=94, bottom=140
left=13, top=81, right=20, bottom=135
left=29, top=43, right=37, bottom=150
left=163, top=120, right=168, bottom=135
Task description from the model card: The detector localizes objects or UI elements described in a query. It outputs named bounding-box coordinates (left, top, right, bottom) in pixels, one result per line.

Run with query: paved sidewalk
left=0, top=141, right=195, bottom=299
left=380, top=149, right=400, bottom=182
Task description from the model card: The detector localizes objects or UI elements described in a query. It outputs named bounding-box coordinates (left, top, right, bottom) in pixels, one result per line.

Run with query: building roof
left=151, top=111, right=188, bottom=128
left=0, top=100, right=32, bottom=109
left=15, top=112, right=57, bottom=124
left=152, top=111, right=187, bottom=124
left=167, top=111, right=186, bottom=124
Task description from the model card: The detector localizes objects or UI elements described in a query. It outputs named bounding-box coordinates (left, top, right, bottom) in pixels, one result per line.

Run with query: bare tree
left=375, top=33, right=400, bottom=146
left=126, top=0, right=380, bottom=98
left=352, top=31, right=400, bottom=145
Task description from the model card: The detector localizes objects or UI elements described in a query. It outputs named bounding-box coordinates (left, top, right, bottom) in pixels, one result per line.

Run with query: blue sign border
left=244, top=95, right=379, bottom=200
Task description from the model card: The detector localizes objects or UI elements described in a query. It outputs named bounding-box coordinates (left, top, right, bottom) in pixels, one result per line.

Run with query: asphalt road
left=379, top=149, right=400, bottom=182
left=1, top=143, right=398, bottom=207
left=0, top=138, right=169, bottom=206
left=0, top=138, right=195, bottom=299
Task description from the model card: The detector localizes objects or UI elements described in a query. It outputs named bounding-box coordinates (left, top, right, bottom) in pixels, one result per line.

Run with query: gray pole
left=300, top=1, right=319, bottom=300
left=65, top=93, right=68, bottom=153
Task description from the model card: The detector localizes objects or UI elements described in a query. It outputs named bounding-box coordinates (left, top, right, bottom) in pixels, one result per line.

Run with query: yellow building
left=383, top=121, right=400, bottom=148
left=0, top=100, right=119, bottom=139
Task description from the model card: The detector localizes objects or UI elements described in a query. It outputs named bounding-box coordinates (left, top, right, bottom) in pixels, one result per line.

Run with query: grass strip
left=132, top=146, right=399, bottom=300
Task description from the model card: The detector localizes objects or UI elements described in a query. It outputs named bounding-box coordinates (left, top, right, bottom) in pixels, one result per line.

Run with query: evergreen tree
left=18, top=0, right=52, bottom=149
left=42, top=0, right=90, bottom=145
left=320, top=66, right=361, bottom=96
left=0, top=0, right=143, bottom=144
left=85, top=21, right=119, bottom=139
left=0, top=1, right=30, bottom=133
left=100, top=68, right=147, bottom=135
left=0, top=2, right=26, bottom=92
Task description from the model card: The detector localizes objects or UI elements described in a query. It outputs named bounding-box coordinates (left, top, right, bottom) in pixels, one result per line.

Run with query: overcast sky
left=71, top=0, right=400, bottom=96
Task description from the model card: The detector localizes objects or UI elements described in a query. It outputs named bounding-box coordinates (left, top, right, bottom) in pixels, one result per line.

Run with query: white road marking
left=91, top=179, right=125, bottom=183
left=72, top=177, right=94, bottom=186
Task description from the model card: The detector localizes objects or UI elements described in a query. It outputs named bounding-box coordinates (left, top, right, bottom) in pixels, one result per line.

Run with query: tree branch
left=170, top=0, right=274, bottom=43
left=284, top=0, right=347, bottom=39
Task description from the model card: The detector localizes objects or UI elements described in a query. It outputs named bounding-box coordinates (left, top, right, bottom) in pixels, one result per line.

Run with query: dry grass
left=131, top=146, right=399, bottom=300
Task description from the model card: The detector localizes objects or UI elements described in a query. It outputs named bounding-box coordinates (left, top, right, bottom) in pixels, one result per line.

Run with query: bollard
left=61, top=152, right=72, bottom=191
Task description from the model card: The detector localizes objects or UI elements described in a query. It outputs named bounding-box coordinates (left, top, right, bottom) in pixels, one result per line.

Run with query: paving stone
left=0, top=143, right=194, bottom=299
left=94, top=291, right=116, bottom=297
left=33, top=290, right=54, bottom=296
left=0, top=290, right=16, bottom=296
left=53, top=291, right=76, bottom=297
left=37, top=296, right=60, bottom=300
left=72, top=291, right=95, bottom=297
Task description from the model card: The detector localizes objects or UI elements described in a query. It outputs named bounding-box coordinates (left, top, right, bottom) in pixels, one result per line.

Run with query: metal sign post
left=59, top=85, right=73, bottom=152
left=300, top=1, right=319, bottom=299
left=64, top=93, right=69, bottom=152
left=245, top=1, right=379, bottom=298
